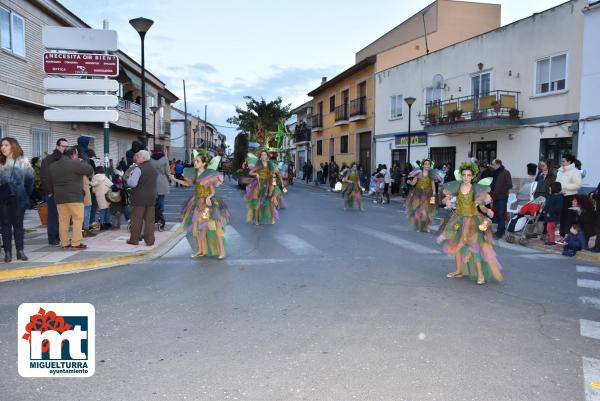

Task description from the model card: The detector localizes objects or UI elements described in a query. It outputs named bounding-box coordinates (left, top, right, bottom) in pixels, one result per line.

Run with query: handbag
left=0, top=164, right=16, bottom=201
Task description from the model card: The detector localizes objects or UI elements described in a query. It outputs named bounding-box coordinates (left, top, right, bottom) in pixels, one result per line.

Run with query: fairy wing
left=246, top=153, right=258, bottom=167
left=454, top=169, right=461, bottom=181
left=197, top=169, right=224, bottom=187
left=207, top=155, right=221, bottom=171
left=442, top=180, right=460, bottom=195
left=477, top=177, right=493, bottom=187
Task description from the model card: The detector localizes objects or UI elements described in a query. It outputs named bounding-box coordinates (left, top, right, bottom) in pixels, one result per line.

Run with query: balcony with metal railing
left=349, top=96, right=367, bottom=120
left=294, top=121, right=311, bottom=144
left=334, top=104, right=349, bottom=125
left=114, top=97, right=151, bottom=132
left=311, top=114, right=323, bottom=132
left=423, top=90, right=522, bottom=132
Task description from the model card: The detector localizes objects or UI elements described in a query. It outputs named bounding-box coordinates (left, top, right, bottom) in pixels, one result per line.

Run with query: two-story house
left=374, top=0, right=585, bottom=187
left=289, top=101, right=312, bottom=177
left=0, top=0, right=178, bottom=162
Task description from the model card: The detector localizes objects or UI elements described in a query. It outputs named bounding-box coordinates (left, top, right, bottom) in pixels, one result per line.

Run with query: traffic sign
left=42, top=27, right=118, bottom=51
left=44, top=110, right=119, bottom=123
left=44, top=94, right=118, bottom=107
left=43, top=77, right=119, bottom=92
left=44, top=52, right=119, bottom=77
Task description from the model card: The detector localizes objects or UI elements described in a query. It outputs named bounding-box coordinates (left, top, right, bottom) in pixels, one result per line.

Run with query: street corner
left=0, top=225, right=184, bottom=283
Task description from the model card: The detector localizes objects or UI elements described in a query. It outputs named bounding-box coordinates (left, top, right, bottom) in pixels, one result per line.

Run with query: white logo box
left=18, top=303, right=95, bottom=378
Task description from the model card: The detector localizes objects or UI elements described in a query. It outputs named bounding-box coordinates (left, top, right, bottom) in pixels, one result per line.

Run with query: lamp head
left=129, top=17, right=154, bottom=36
left=150, top=106, right=160, bottom=113
left=404, top=97, right=416, bottom=107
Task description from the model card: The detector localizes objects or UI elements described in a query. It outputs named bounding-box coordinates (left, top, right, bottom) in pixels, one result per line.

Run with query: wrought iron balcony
left=311, top=114, right=323, bottom=130
left=349, top=96, right=367, bottom=119
left=334, top=104, right=349, bottom=123
left=423, top=90, right=522, bottom=130
left=294, top=122, right=311, bottom=143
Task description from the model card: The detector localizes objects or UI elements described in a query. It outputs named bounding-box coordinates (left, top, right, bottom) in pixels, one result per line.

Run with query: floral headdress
left=455, top=161, right=479, bottom=181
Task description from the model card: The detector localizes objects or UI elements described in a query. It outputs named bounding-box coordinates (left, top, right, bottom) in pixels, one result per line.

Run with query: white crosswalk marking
left=582, top=357, right=600, bottom=401
left=580, top=297, right=600, bottom=310
left=580, top=319, right=600, bottom=340
left=579, top=279, right=600, bottom=290
left=224, top=226, right=246, bottom=249
left=578, top=266, right=600, bottom=275
left=520, top=253, right=563, bottom=260
left=275, top=233, right=321, bottom=256
left=352, top=226, right=437, bottom=254
left=494, top=240, right=540, bottom=253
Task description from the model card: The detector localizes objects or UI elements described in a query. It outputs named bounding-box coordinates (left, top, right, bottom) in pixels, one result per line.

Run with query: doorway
left=329, top=138, right=335, bottom=162
left=429, top=146, right=456, bottom=169
left=359, top=132, right=371, bottom=177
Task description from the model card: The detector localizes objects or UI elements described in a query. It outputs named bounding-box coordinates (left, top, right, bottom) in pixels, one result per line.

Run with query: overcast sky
left=60, top=0, right=566, bottom=140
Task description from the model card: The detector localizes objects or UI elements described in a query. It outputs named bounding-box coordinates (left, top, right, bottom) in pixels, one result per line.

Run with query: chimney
left=321, top=77, right=327, bottom=85
left=103, top=20, right=109, bottom=29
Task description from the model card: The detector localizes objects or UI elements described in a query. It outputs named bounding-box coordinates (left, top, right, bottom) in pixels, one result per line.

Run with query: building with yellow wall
left=307, top=56, right=376, bottom=176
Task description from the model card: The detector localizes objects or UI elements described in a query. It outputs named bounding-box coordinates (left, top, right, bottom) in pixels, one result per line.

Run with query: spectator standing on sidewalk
left=174, top=160, right=184, bottom=187
left=80, top=152, right=95, bottom=238
left=323, top=162, right=329, bottom=185
left=381, top=164, right=391, bottom=204
left=490, top=159, right=513, bottom=239
left=40, top=138, right=68, bottom=245
left=542, top=182, right=563, bottom=245
left=91, top=166, right=113, bottom=230
left=391, top=162, right=401, bottom=194
left=0, top=137, right=34, bottom=262
left=126, top=150, right=158, bottom=246
left=534, top=160, right=556, bottom=199
left=151, top=145, right=170, bottom=218
left=49, top=146, right=94, bottom=250
left=557, top=154, right=582, bottom=239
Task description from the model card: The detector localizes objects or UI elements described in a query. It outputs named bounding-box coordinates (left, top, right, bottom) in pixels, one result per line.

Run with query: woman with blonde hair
left=0, top=137, right=34, bottom=262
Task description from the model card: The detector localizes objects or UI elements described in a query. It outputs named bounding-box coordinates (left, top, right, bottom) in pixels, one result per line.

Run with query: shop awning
left=124, top=69, right=142, bottom=90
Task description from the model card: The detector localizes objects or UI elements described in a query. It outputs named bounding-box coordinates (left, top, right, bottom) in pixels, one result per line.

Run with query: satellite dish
left=432, top=74, right=444, bottom=89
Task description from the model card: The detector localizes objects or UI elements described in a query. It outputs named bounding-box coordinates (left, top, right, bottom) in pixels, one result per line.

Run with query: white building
left=290, top=101, right=312, bottom=177
left=578, top=0, right=600, bottom=188
left=374, top=0, right=585, bottom=187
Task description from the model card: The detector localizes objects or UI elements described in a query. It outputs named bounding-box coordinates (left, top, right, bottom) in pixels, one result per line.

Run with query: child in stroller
left=505, top=196, right=546, bottom=245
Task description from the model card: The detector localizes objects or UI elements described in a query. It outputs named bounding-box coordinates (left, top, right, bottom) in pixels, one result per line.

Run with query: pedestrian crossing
left=577, top=265, right=600, bottom=401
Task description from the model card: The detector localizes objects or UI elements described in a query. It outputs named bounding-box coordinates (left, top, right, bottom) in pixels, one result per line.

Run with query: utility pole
left=183, top=79, right=188, bottom=162
left=103, top=20, right=110, bottom=170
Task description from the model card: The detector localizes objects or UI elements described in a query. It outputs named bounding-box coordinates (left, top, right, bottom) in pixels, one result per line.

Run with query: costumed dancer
left=170, top=150, right=229, bottom=259
left=245, top=151, right=278, bottom=225
left=273, top=163, right=288, bottom=210
left=342, top=163, right=364, bottom=211
left=405, top=159, right=439, bottom=232
left=437, top=161, right=503, bottom=285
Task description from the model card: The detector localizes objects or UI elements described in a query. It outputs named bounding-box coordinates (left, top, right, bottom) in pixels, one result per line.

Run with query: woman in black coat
left=533, top=160, right=557, bottom=199
left=589, top=183, right=600, bottom=253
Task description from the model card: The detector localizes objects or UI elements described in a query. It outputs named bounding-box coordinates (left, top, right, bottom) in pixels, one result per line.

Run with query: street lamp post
left=150, top=105, right=160, bottom=150
left=404, top=96, right=416, bottom=165
left=129, top=17, right=154, bottom=148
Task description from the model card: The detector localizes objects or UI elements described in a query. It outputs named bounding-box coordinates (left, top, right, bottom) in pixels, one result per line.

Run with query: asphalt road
left=1, top=179, right=599, bottom=401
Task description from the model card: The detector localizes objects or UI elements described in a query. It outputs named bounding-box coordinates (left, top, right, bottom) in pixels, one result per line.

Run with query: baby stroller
left=505, top=196, right=546, bottom=246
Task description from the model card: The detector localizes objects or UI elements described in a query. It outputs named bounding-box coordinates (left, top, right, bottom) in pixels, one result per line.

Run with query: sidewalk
left=0, top=209, right=182, bottom=282
left=292, top=178, right=600, bottom=264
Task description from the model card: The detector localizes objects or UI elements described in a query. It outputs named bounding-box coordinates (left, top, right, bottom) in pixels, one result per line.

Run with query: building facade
left=578, top=0, right=600, bottom=188
left=374, top=0, right=585, bottom=187
left=307, top=56, right=375, bottom=176
left=0, top=0, right=177, bottom=164
left=170, top=106, right=225, bottom=162
left=289, top=101, right=312, bottom=177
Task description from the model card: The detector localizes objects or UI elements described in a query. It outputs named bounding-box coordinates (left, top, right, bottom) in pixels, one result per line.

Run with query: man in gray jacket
left=126, top=150, right=158, bottom=246
left=490, top=159, right=513, bottom=239
left=49, top=146, right=94, bottom=249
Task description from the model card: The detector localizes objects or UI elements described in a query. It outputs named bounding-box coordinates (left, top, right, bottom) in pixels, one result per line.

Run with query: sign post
left=42, top=27, right=119, bottom=168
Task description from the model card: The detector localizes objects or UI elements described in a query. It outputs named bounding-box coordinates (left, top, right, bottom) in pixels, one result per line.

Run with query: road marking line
left=580, top=297, right=600, bottom=310
left=583, top=357, right=600, bottom=401
left=225, top=258, right=296, bottom=266
left=579, top=279, right=600, bottom=290
left=353, top=226, right=437, bottom=254
left=580, top=319, right=600, bottom=340
left=275, top=233, right=321, bottom=256
left=578, top=266, right=600, bottom=275
left=170, top=223, right=181, bottom=232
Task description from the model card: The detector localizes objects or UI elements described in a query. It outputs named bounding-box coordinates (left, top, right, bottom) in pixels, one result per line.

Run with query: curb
left=0, top=230, right=185, bottom=283
left=526, top=242, right=600, bottom=264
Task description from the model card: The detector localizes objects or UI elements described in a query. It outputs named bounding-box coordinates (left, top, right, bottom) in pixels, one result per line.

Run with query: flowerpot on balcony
left=491, top=101, right=501, bottom=113
left=474, top=111, right=484, bottom=119
left=36, top=202, right=48, bottom=226
left=441, top=117, right=449, bottom=124
left=509, top=108, right=519, bottom=118
left=428, top=114, right=437, bottom=125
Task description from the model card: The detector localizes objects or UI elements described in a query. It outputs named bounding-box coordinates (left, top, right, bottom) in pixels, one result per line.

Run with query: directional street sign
left=43, top=77, right=119, bottom=92
left=44, top=110, right=119, bottom=123
left=44, top=94, right=118, bottom=107
left=44, top=52, right=119, bottom=76
left=42, top=27, right=118, bottom=51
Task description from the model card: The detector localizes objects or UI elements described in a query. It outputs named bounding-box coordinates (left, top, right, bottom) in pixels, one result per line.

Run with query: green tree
left=227, top=96, right=291, bottom=147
